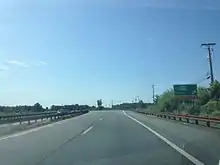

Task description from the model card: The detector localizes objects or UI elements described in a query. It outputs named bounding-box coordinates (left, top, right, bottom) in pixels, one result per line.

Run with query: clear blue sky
left=0, top=0, right=220, bottom=107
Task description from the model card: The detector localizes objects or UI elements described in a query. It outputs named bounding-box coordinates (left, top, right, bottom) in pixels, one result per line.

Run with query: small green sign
left=173, top=84, right=197, bottom=97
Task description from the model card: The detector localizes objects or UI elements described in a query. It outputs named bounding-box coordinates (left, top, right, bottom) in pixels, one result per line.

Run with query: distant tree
left=209, top=80, right=220, bottom=100
left=50, top=105, right=56, bottom=111
left=154, top=95, right=160, bottom=104
left=197, top=87, right=210, bottom=105
left=97, top=99, right=102, bottom=110
left=156, top=89, right=175, bottom=112
left=138, top=100, right=145, bottom=108
left=91, top=106, right=96, bottom=110
left=75, top=104, right=79, bottom=110
left=0, top=106, right=4, bottom=112
left=31, top=103, right=44, bottom=112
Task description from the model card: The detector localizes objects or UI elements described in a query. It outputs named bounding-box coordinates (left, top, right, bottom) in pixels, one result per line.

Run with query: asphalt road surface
left=0, top=119, right=51, bottom=137
left=0, top=110, right=220, bottom=165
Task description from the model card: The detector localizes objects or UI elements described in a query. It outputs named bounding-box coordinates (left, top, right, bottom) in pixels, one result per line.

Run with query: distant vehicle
left=56, top=109, right=70, bottom=115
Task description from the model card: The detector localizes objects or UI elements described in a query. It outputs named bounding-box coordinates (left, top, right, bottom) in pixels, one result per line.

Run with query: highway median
left=0, top=110, right=89, bottom=137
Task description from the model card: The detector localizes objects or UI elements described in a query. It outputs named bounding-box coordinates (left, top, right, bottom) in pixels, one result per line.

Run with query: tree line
left=110, top=80, right=220, bottom=117
left=112, top=101, right=153, bottom=110
left=0, top=103, right=96, bottom=114
left=1, top=80, right=219, bottom=116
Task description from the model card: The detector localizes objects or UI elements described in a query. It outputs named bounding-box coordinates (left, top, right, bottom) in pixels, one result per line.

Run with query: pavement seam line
left=81, top=125, right=94, bottom=135
left=123, top=111, right=205, bottom=165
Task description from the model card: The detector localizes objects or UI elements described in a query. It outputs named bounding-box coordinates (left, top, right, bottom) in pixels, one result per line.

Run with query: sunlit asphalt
left=0, top=110, right=220, bottom=165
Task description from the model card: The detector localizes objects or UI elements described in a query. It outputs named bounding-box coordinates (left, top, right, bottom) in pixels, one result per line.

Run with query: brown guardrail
left=137, top=111, right=220, bottom=128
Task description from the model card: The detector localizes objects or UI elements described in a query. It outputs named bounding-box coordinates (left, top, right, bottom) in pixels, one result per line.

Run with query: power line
left=137, top=96, right=140, bottom=102
left=194, top=71, right=210, bottom=84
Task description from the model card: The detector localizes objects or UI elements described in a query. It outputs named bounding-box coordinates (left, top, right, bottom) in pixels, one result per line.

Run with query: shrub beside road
left=150, top=80, right=220, bottom=116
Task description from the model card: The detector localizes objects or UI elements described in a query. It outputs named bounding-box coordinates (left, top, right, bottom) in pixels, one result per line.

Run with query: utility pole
left=152, top=85, right=155, bottom=103
left=135, top=96, right=139, bottom=110
left=134, top=96, right=137, bottom=103
left=111, top=100, right=113, bottom=108
left=201, top=43, right=216, bottom=84
left=136, top=96, right=140, bottom=103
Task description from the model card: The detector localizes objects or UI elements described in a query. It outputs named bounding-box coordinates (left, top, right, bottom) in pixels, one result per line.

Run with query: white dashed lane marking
left=81, top=125, right=94, bottom=135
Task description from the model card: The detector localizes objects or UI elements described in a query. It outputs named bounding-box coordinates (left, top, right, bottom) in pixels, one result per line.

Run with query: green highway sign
left=173, top=84, right=197, bottom=98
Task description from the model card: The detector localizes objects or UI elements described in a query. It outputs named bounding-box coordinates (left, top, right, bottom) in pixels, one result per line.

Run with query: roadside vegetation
left=111, top=80, right=220, bottom=117
left=151, top=80, right=220, bottom=116
left=1, top=80, right=219, bottom=117
left=0, top=103, right=96, bottom=115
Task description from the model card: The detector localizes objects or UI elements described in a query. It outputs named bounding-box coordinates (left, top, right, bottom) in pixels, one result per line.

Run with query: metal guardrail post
left=206, top=121, right=210, bottom=127
left=186, top=118, right=189, bottom=123
left=195, top=120, right=198, bottom=124
left=0, top=111, right=87, bottom=125
left=136, top=111, right=220, bottom=128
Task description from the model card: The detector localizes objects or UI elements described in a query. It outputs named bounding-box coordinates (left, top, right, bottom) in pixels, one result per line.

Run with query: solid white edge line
left=0, top=116, right=77, bottom=141
left=81, top=125, right=94, bottom=135
left=123, top=110, right=205, bottom=165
